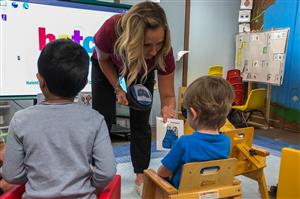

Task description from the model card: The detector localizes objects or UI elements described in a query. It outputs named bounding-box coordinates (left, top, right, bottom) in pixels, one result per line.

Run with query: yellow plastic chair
left=208, top=65, right=223, bottom=77
left=277, top=148, right=300, bottom=199
left=231, top=88, right=266, bottom=125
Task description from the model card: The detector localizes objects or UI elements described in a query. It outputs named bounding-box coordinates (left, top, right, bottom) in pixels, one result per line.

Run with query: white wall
left=151, top=1, right=186, bottom=126
left=188, top=0, right=240, bottom=83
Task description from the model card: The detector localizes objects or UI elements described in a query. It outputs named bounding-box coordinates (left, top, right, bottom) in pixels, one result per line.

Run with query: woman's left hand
left=160, top=106, right=176, bottom=123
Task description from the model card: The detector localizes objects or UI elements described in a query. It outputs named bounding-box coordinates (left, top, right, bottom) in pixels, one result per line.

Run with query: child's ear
left=36, top=73, right=46, bottom=88
left=189, top=107, right=198, bottom=121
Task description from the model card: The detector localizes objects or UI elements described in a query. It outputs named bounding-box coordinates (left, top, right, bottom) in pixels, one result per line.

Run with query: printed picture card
left=156, top=117, right=184, bottom=151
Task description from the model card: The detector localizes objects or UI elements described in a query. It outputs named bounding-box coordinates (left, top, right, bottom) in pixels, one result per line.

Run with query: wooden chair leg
left=257, top=169, right=270, bottom=199
left=244, top=169, right=270, bottom=199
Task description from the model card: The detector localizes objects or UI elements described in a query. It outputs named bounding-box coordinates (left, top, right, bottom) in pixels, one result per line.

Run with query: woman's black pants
left=91, top=58, right=154, bottom=173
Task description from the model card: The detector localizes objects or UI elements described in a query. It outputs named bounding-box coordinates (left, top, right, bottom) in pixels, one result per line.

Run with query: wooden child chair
left=142, top=158, right=242, bottom=199
left=0, top=175, right=121, bottom=199
left=224, top=127, right=270, bottom=199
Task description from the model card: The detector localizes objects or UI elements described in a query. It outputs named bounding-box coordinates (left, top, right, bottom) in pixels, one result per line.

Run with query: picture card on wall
left=238, top=10, right=251, bottom=23
left=240, top=0, right=253, bottom=10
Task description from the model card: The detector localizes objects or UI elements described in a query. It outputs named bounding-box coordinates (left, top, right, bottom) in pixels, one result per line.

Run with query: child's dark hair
left=37, top=39, right=89, bottom=98
left=183, top=75, right=235, bottom=130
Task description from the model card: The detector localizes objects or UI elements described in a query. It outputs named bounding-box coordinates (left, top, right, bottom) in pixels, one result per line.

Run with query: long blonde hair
left=114, top=1, right=171, bottom=86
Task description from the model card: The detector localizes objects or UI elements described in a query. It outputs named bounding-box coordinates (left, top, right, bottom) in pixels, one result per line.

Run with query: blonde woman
left=91, top=1, right=176, bottom=193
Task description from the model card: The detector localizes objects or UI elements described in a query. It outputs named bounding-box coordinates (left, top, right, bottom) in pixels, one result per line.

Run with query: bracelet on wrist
left=114, top=84, right=121, bottom=94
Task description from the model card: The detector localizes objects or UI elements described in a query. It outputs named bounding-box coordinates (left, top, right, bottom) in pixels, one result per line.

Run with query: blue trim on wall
left=264, top=0, right=300, bottom=111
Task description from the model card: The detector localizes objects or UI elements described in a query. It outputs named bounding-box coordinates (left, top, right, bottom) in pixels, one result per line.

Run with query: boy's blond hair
left=183, top=76, right=235, bottom=130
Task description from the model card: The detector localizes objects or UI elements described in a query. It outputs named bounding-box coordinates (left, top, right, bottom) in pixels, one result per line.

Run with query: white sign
left=239, top=23, right=250, bottom=33
left=235, top=28, right=289, bottom=85
left=156, top=117, right=184, bottom=151
left=240, top=0, right=253, bottom=10
left=238, top=10, right=251, bottom=23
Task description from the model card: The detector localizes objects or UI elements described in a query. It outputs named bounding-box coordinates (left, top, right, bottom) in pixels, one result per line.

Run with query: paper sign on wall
left=240, top=0, right=253, bottom=9
left=235, top=28, right=289, bottom=85
left=238, top=10, right=251, bottom=23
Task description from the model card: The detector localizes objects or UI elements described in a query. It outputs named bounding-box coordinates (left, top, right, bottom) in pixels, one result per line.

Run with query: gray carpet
left=116, top=152, right=280, bottom=198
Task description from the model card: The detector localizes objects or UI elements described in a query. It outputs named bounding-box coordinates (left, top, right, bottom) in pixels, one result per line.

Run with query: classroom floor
left=254, top=127, right=300, bottom=145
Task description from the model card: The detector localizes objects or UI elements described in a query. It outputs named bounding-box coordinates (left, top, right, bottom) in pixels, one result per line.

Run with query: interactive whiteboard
left=0, top=0, right=129, bottom=98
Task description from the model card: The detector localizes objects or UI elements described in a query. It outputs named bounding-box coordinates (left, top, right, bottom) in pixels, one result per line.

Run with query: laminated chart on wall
left=235, top=28, right=289, bottom=85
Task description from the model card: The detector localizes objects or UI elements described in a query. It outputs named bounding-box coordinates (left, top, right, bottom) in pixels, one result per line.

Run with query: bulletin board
left=235, top=28, right=289, bottom=85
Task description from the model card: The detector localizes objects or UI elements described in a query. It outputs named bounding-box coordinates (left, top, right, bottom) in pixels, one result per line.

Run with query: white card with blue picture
left=156, top=117, right=184, bottom=151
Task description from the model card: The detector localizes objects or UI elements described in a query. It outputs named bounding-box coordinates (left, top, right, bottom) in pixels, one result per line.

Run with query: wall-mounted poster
left=240, top=0, right=253, bottom=9
left=235, top=28, right=289, bottom=85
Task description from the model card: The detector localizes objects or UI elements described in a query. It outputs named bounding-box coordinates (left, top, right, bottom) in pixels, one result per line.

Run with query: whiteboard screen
left=0, top=0, right=128, bottom=98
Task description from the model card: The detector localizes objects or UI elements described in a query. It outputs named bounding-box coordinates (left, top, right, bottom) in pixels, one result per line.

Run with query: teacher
left=91, top=1, right=176, bottom=191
